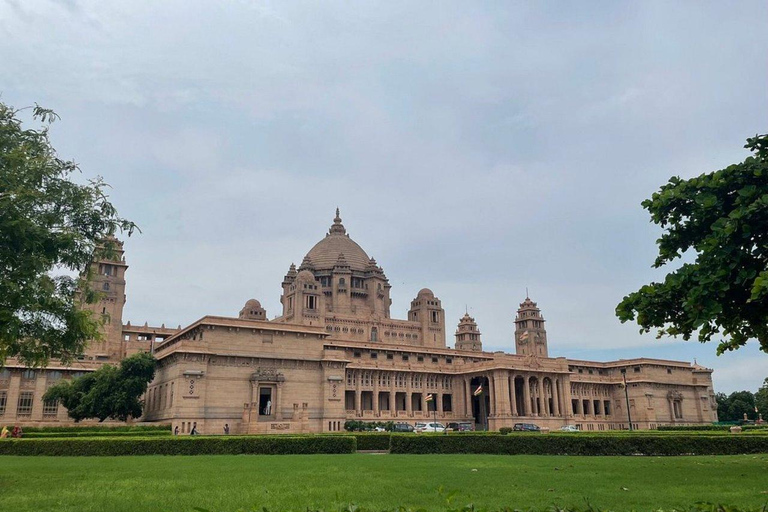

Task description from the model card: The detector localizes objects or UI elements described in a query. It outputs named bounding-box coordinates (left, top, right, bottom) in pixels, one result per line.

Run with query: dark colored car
left=446, top=422, right=474, bottom=432
left=512, top=423, right=540, bottom=432
left=392, top=422, right=414, bottom=432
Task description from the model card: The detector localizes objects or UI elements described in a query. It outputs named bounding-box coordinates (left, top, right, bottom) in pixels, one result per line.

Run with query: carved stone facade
left=1, top=212, right=718, bottom=431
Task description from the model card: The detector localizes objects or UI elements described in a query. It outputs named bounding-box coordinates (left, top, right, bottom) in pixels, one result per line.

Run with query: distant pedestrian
left=174, top=425, right=179, bottom=436
left=223, top=423, right=230, bottom=435
left=0, top=426, right=8, bottom=439
left=11, top=425, right=22, bottom=438
left=190, top=422, right=198, bottom=435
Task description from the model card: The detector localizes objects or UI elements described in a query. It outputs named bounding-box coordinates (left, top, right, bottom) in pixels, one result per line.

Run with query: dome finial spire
left=329, top=207, right=346, bottom=235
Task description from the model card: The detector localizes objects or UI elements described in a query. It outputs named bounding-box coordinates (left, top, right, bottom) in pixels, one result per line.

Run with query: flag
left=473, top=385, right=483, bottom=396
left=519, top=330, right=529, bottom=341
left=425, top=393, right=434, bottom=402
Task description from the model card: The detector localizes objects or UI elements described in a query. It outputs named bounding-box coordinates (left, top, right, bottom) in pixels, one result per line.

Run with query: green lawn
left=0, top=454, right=766, bottom=512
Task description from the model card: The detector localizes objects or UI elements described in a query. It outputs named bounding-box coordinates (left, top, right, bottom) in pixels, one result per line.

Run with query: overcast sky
left=2, top=1, right=766, bottom=393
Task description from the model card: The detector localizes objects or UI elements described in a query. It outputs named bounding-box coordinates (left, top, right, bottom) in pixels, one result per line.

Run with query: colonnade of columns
left=346, top=369, right=454, bottom=418
left=458, top=372, right=569, bottom=419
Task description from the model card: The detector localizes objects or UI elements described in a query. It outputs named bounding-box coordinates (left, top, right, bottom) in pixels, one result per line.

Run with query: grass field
left=0, top=454, right=766, bottom=512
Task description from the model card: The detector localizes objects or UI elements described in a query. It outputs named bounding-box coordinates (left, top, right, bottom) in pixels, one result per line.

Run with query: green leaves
left=44, top=352, right=157, bottom=422
left=616, top=134, right=768, bottom=355
left=0, top=101, right=137, bottom=366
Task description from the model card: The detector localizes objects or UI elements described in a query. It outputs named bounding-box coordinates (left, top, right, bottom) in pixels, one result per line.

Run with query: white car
left=419, top=422, right=446, bottom=433
left=559, top=425, right=580, bottom=432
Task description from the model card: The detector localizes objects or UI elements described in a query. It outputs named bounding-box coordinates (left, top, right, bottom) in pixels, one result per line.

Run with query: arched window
left=370, top=327, right=378, bottom=342
left=103, top=282, right=110, bottom=291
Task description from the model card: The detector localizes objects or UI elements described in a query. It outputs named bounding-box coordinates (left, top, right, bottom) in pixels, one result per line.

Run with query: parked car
left=373, top=426, right=387, bottom=432
left=512, top=423, right=541, bottom=432
left=446, top=422, right=474, bottom=432
left=559, top=425, right=580, bottom=432
left=392, top=423, right=414, bottom=432
left=420, top=422, right=446, bottom=433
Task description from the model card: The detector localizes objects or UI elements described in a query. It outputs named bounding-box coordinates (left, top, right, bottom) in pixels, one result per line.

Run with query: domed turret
left=515, top=295, right=548, bottom=357
left=455, top=311, right=482, bottom=352
left=239, top=298, right=266, bottom=321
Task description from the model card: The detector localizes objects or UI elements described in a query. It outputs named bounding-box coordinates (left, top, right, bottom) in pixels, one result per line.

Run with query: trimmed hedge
left=389, top=433, right=768, bottom=455
left=657, top=424, right=768, bottom=431
left=23, top=430, right=171, bottom=439
left=21, top=425, right=171, bottom=433
left=351, top=433, right=392, bottom=451
left=0, top=435, right=356, bottom=456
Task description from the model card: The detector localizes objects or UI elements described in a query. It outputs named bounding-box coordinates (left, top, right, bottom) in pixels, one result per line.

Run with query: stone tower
left=514, top=296, right=548, bottom=357
left=455, top=311, right=482, bottom=352
left=408, top=288, right=446, bottom=348
left=81, top=237, right=129, bottom=360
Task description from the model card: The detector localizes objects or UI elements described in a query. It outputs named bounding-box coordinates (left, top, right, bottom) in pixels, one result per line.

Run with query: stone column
left=509, top=374, right=518, bottom=416
left=275, top=381, right=284, bottom=420
left=354, top=371, right=362, bottom=416
left=390, top=373, right=397, bottom=413
left=464, top=378, right=472, bottom=417
left=406, top=373, right=413, bottom=415
left=538, top=376, right=546, bottom=416
left=553, top=378, right=561, bottom=417
left=523, top=375, right=531, bottom=417
left=436, top=392, right=443, bottom=414
left=31, top=373, right=47, bottom=421
left=373, top=371, right=380, bottom=416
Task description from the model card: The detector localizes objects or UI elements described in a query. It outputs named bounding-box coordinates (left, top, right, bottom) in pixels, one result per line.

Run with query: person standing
left=190, top=422, right=198, bottom=435
left=174, top=425, right=179, bottom=436
left=223, top=423, right=230, bottom=435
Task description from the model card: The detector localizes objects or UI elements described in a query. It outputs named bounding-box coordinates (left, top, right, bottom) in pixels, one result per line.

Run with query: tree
left=0, top=101, right=136, bottom=366
left=755, top=378, right=768, bottom=418
left=43, top=352, right=156, bottom=422
left=616, top=134, right=768, bottom=355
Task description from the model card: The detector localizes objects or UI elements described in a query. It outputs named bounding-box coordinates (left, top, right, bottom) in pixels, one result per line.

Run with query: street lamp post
left=622, top=370, right=633, bottom=431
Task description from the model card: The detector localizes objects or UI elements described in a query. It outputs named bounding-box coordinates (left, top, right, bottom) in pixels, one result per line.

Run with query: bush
left=23, top=430, right=171, bottom=439
left=498, top=427, right=513, bottom=435
left=351, top=433, right=391, bottom=450
left=389, top=433, right=768, bottom=455
left=657, top=424, right=768, bottom=431
left=0, top=435, right=356, bottom=456
left=20, top=424, right=171, bottom=433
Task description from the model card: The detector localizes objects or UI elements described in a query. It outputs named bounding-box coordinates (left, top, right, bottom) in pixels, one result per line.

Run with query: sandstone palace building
left=1, top=211, right=719, bottom=432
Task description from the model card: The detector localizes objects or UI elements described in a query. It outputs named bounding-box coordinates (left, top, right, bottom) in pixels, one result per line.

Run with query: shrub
left=352, top=433, right=391, bottom=450
left=657, top=425, right=768, bottom=431
left=21, top=424, right=171, bottom=433
left=498, top=427, right=513, bottom=435
left=0, top=435, right=356, bottom=456
left=23, top=430, right=171, bottom=439
left=389, top=433, right=768, bottom=455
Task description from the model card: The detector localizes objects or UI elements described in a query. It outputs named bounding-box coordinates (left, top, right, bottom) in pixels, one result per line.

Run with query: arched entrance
left=470, top=376, right=491, bottom=430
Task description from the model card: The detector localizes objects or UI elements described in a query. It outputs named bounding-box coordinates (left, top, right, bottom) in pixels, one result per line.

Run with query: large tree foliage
left=0, top=101, right=136, bottom=366
left=44, top=352, right=156, bottom=422
left=715, top=387, right=763, bottom=423
left=616, top=135, right=768, bottom=354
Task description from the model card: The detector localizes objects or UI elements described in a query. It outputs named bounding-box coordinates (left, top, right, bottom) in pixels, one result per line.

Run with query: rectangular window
left=431, top=357, right=438, bottom=363
left=446, top=358, right=452, bottom=364
left=0, top=391, right=6, bottom=415
left=370, top=352, right=378, bottom=359
left=417, top=356, right=424, bottom=362
left=43, top=399, right=59, bottom=416
left=386, top=354, right=393, bottom=360
left=402, top=355, right=409, bottom=362
left=17, top=391, right=34, bottom=415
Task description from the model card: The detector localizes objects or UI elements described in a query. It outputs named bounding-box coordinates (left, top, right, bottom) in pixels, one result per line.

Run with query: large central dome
left=304, top=209, right=371, bottom=272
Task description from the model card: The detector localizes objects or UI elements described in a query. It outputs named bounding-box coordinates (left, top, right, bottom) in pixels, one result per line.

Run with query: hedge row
left=657, top=424, right=768, bottom=431
left=0, top=435, right=356, bottom=456
left=21, top=424, right=171, bottom=433
left=23, top=430, right=171, bottom=439
left=389, top=433, right=768, bottom=455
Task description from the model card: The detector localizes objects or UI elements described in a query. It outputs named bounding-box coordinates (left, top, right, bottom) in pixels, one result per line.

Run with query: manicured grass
left=0, top=454, right=766, bottom=511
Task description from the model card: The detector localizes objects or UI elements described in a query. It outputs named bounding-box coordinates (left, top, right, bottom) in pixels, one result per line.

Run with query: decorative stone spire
left=514, top=296, right=548, bottom=357
left=283, top=263, right=298, bottom=284
left=299, top=256, right=314, bottom=271
left=455, top=312, right=482, bottom=352
left=334, top=252, right=350, bottom=271
left=328, top=207, right=347, bottom=236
